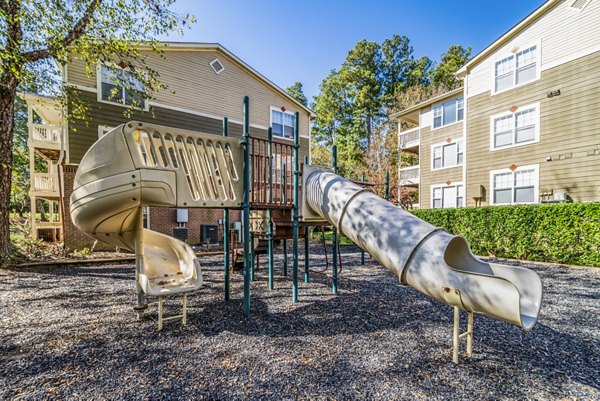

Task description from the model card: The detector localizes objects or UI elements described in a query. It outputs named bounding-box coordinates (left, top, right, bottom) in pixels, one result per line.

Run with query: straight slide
left=302, top=166, right=542, bottom=330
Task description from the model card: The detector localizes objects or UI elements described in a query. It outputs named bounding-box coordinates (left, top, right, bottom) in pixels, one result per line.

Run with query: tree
left=285, top=81, right=308, bottom=107
left=431, top=45, right=472, bottom=90
left=0, top=0, right=193, bottom=258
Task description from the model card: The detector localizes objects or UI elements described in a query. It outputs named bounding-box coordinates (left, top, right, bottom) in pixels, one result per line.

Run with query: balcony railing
left=29, top=123, right=61, bottom=146
left=399, top=127, right=420, bottom=149
left=31, top=173, right=59, bottom=194
left=399, top=165, right=420, bottom=185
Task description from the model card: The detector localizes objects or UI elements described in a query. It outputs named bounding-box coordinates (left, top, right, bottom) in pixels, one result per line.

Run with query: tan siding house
left=393, top=0, right=600, bottom=209
left=27, top=42, right=314, bottom=248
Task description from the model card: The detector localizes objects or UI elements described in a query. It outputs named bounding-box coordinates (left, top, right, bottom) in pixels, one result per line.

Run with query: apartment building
left=25, top=42, right=314, bottom=249
left=393, top=0, right=600, bottom=209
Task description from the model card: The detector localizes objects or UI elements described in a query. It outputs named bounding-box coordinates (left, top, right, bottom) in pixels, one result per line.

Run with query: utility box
left=172, top=227, right=189, bottom=243
left=200, top=224, right=219, bottom=245
left=176, top=209, right=188, bottom=223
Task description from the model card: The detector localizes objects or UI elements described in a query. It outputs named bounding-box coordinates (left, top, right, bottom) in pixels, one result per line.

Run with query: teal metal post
left=223, top=117, right=230, bottom=300
left=360, top=174, right=365, bottom=266
left=385, top=171, right=390, bottom=201
left=282, top=163, right=288, bottom=276
left=303, top=155, right=310, bottom=283
left=242, top=96, right=251, bottom=317
left=267, top=128, right=274, bottom=290
left=250, top=232, right=255, bottom=281
left=332, top=145, right=338, bottom=294
left=292, top=112, right=300, bottom=303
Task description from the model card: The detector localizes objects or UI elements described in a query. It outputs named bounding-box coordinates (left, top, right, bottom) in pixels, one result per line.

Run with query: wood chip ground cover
left=0, top=245, right=598, bottom=400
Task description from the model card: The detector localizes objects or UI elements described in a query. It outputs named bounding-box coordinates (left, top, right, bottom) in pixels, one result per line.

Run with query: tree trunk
left=0, top=76, right=18, bottom=259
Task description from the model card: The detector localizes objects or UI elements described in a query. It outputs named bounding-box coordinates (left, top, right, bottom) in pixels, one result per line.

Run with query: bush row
left=411, top=203, right=600, bottom=267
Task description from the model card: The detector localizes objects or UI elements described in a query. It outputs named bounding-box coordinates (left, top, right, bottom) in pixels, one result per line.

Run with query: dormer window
left=210, top=58, right=225, bottom=74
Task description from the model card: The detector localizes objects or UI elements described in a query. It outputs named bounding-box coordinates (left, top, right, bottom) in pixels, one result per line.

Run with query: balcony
left=399, top=127, right=420, bottom=150
left=28, top=123, right=61, bottom=152
left=399, top=165, right=420, bottom=186
left=30, top=173, right=59, bottom=197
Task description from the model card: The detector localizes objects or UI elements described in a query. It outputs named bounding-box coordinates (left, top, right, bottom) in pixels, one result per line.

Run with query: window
left=490, top=165, right=539, bottom=205
left=210, top=58, right=224, bottom=74
left=491, top=104, right=539, bottom=150
left=432, top=183, right=464, bottom=209
left=271, top=108, right=295, bottom=139
left=99, top=64, right=146, bottom=108
left=494, top=44, right=538, bottom=93
left=432, top=97, right=464, bottom=129
left=432, top=140, right=464, bottom=170
left=97, top=125, right=114, bottom=139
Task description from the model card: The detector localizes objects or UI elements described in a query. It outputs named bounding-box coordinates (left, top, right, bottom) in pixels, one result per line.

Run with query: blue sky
left=164, top=0, right=547, bottom=103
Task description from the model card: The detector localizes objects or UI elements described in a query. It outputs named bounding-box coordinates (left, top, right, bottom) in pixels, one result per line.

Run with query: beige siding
left=466, top=51, right=600, bottom=204
left=467, top=0, right=600, bottom=97
left=68, top=90, right=308, bottom=165
left=66, top=48, right=310, bottom=137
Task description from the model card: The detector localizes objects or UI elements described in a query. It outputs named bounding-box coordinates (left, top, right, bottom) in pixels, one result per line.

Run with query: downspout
left=57, top=63, right=67, bottom=243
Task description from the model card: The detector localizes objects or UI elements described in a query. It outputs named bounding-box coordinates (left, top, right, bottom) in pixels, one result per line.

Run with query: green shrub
left=411, top=203, right=600, bottom=267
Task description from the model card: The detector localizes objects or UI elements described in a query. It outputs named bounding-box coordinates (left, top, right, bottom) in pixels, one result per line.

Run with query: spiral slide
left=302, top=166, right=543, bottom=333
left=70, top=121, right=244, bottom=328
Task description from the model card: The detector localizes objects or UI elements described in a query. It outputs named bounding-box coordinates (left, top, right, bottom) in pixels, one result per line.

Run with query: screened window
left=100, top=64, right=145, bottom=107
left=433, top=97, right=464, bottom=128
left=491, top=166, right=538, bottom=205
left=492, top=105, right=538, bottom=149
left=432, top=140, right=464, bottom=170
left=494, top=45, right=537, bottom=92
left=432, top=184, right=464, bottom=209
left=271, top=109, right=295, bottom=139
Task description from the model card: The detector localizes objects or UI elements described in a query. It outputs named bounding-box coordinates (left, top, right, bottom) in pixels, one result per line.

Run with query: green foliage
left=285, top=81, right=308, bottom=106
left=431, top=45, right=472, bottom=90
left=412, top=203, right=600, bottom=267
left=69, top=247, right=91, bottom=259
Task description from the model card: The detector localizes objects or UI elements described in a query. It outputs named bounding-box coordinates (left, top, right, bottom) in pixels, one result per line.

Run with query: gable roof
left=148, top=42, right=316, bottom=118
left=456, top=0, right=560, bottom=76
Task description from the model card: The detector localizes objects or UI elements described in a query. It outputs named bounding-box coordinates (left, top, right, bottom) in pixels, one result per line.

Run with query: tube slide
left=70, top=122, right=244, bottom=297
left=302, top=166, right=542, bottom=330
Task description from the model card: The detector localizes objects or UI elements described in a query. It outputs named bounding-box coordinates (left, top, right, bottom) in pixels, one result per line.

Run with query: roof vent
left=209, top=58, right=224, bottom=74
left=570, top=0, right=591, bottom=11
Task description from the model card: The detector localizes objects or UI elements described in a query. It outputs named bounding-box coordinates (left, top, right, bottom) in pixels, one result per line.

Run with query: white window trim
left=96, top=63, right=149, bottom=111
left=491, top=39, right=542, bottom=96
left=209, top=58, right=225, bottom=74
left=489, top=102, right=540, bottom=151
left=431, top=139, right=464, bottom=171
left=97, top=125, right=114, bottom=139
left=430, top=182, right=465, bottom=209
left=489, top=164, right=539, bottom=206
left=431, top=97, right=464, bottom=131
left=269, top=106, right=296, bottom=142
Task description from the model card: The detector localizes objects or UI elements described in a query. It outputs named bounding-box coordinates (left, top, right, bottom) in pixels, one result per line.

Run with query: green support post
left=303, top=155, right=310, bottom=284
left=250, top=232, right=255, bottom=281
left=360, top=173, right=365, bottom=266
left=242, top=96, right=251, bottom=317
left=332, top=145, right=338, bottom=294
left=385, top=170, right=390, bottom=201
left=223, top=117, right=230, bottom=301
left=267, top=128, right=274, bottom=290
left=292, top=112, right=300, bottom=303
left=282, top=163, right=288, bottom=276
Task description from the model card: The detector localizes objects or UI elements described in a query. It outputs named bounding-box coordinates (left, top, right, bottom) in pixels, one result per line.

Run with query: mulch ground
left=0, top=245, right=598, bottom=400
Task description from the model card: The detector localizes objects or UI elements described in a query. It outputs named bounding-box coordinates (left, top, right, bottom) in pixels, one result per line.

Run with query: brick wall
left=62, top=164, right=242, bottom=250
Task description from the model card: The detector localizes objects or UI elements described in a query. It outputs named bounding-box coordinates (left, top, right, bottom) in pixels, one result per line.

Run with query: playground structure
left=70, top=96, right=543, bottom=363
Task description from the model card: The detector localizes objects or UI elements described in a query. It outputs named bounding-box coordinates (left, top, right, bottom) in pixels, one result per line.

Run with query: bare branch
left=21, top=0, right=103, bottom=62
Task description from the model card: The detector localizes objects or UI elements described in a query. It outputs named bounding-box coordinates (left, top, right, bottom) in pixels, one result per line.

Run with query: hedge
left=411, top=203, right=600, bottom=267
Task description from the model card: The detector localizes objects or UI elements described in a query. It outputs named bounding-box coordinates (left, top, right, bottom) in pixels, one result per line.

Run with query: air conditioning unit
left=172, top=227, right=189, bottom=243
left=200, top=224, right=219, bottom=245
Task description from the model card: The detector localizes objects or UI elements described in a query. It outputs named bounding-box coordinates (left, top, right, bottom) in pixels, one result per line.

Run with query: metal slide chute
left=70, top=122, right=244, bottom=329
left=301, top=166, right=543, bottom=337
